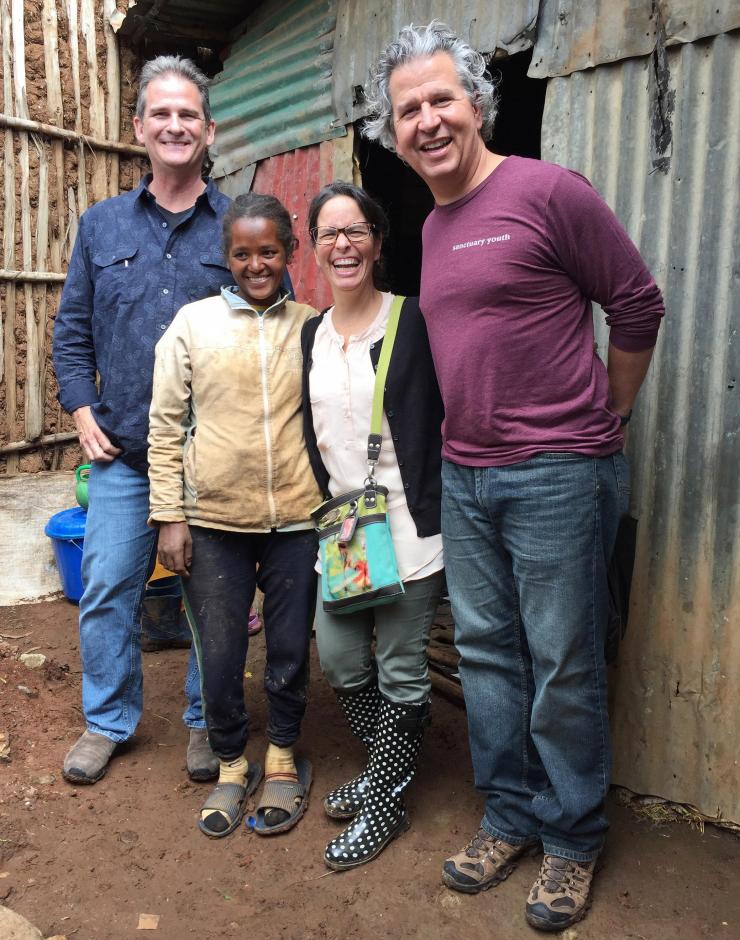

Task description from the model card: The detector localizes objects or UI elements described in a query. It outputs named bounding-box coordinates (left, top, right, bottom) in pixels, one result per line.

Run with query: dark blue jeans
left=441, top=452, right=630, bottom=862
left=183, top=526, right=318, bottom=761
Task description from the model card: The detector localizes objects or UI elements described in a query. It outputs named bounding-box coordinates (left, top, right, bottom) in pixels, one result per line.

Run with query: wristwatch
left=619, top=410, right=633, bottom=427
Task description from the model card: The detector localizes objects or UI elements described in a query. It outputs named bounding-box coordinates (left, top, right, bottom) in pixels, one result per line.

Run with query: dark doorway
left=358, top=48, right=546, bottom=297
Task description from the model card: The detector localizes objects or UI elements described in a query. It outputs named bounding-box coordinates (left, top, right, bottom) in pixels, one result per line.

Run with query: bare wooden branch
left=0, top=269, right=66, bottom=283
left=0, top=431, right=79, bottom=456
left=0, top=114, right=148, bottom=156
left=427, top=644, right=461, bottom=671
left=429, top=668, right=465, bottom=707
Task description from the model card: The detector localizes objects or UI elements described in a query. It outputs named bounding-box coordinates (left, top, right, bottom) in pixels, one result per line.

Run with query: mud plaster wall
left=0, top=0, right=148, bottom=475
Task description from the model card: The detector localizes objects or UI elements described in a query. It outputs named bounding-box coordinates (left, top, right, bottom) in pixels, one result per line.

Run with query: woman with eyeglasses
left=301, top=181, right=444, bottom=870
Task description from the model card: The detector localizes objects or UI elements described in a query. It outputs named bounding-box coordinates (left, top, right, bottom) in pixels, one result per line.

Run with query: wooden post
left=34, top=137, right=50, bottom=447
left=1, top=0, right=18, bottom=470
left=80, top=0, right=107, bottom=202
left=65, top=0, right=88, bottom=217
left=103, top=0, right=121, bottom=197
left=42, top=0, right=66, bottom=273
left=10, top=0, right=43, bottom=443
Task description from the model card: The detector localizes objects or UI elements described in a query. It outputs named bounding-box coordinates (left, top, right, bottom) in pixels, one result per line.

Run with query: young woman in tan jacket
left=148, top=194, right=321, bottom=839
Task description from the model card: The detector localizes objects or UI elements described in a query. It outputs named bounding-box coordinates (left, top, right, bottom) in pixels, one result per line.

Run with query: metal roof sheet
left=209, top=0, right=346, bottom=179
left=530, top=0, right=740, bottom=78
left=118, top=0, right=262, bottom=57
left=331, top=0, right=540, bottom=125
left=541, top=30, right=739, bottom=821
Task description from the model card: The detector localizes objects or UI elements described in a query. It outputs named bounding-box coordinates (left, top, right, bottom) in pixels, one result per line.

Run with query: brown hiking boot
left=442, top=828, right=538, bottom=894
left=525, top=854, right=595, bottom=931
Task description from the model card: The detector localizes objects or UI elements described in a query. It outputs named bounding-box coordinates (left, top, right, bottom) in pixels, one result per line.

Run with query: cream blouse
left=308, top=292, right=443, bottom=582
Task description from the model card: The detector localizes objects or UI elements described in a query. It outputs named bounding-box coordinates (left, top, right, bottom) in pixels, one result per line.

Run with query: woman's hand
left=157, top=522, right=193, bottom=577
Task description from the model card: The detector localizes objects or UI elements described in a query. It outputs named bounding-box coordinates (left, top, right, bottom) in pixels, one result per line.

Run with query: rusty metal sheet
left=251, top=142, right=335, bottom=312
left=332, top=0, right=540, bottom=125
left=541, top=31, right=739, bottom=822
left=209, top=0, right=346, bottom=180
left=530, top=0, right=740, bottom=78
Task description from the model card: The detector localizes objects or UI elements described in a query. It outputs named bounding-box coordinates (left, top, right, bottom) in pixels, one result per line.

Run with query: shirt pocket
left=92, top=245, right=139, bottom=303
left=187, top=252, right=232, bottom=303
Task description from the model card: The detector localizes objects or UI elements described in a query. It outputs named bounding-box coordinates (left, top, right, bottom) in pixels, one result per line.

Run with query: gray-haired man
left=364, top=21, right=664, bottom=931
left=53, top=56, right=231, bottom=785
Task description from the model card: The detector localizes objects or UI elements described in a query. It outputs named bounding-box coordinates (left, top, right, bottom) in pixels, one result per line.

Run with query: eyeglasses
left=311, top=222, right=375, bottom=246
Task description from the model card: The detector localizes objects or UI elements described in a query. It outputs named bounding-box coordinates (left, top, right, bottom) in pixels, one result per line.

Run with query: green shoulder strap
left=371, top=295, right=404, bottom=435
left=367, top=295, right=404, bottom=467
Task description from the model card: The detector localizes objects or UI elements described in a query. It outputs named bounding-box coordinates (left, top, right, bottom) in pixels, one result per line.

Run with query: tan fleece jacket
left=148, top=293, right=322, bottom=531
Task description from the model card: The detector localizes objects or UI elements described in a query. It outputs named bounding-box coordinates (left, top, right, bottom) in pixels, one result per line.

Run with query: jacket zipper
left=257, top=312, right=278, bottom=526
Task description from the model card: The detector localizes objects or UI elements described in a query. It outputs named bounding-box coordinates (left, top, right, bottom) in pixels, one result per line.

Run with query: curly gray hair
left=362, top=21, right=497, bottom=151
left=136, top=55, right=212, bottom=124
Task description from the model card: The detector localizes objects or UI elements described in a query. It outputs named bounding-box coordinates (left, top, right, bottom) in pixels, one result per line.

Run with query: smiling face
left=313, top=195, right=381, bottom=298
left=133, top=74, right=215, bottom=178
left=227, top=216, right=287, bottom=307
left=389, top=51, right=487, bottom=203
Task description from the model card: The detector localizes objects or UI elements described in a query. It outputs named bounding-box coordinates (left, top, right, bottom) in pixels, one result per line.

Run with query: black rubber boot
left=324, top=683, right=380, bottom=819
left=324, top=697, right=430, bottom=870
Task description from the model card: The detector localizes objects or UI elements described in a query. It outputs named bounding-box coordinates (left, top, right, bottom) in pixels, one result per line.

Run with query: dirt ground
left=0, top=600, right=737, bottom=940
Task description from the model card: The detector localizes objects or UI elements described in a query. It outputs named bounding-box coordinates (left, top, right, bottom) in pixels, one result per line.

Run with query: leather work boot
left=187, top=728, right=219, bottom=782
left=443, top=829, right=539, bottom=893
left=525, top=854, right=596, bottom=931
left=324, top=682, right=380, bottom=819
left=62, top=730, right=117, bottom=784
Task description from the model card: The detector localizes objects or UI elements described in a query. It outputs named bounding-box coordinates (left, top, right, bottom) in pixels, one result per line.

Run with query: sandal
left=249, top=757, right=312, bottom=836
left=197, top=762, right=263, bottom=839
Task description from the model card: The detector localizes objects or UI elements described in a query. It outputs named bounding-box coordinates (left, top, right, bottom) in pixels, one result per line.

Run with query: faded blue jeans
left=441, top=452, right=629, bottom=862
left=79, top=459, right=204, bottom=742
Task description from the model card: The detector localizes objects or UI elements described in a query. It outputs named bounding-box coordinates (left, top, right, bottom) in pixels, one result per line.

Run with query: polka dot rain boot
left=324, top=682, right=380, bottom=819
left=324, top=697, right=430, bottom=871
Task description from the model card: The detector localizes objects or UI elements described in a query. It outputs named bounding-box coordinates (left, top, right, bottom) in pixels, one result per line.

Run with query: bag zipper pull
left=338, top=500, right=358, bottom=545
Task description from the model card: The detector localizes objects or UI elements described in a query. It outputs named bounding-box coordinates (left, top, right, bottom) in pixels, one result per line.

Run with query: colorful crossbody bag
left=311, top=295, right=406, bottom=614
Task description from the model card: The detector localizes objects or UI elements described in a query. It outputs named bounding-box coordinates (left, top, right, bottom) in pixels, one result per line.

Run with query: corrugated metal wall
left=530, top=0, right=740, bottom=78
left=252, top=142, right=336, bottom=311
left=209, top=0, right=346, bottom=179
left=541, top=31, right=739, bottom=822
left=332, top=0, right=540, bottom=124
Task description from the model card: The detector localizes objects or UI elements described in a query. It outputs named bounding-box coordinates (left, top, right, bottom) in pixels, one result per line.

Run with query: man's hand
left=157, top=522, right=192, bottom=577
left=72, top=405, right=122, bottom=463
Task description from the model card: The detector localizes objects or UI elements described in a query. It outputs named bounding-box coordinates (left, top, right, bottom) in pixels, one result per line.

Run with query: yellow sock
left=265, top=743, right=297, bottom=779
left=200, top=755, right=248, bottom=825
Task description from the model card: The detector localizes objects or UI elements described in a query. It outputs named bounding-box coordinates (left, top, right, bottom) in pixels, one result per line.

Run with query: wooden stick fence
left=0, top=115, right=147, bottom=156
left=0, top=0, right=146, bottom=472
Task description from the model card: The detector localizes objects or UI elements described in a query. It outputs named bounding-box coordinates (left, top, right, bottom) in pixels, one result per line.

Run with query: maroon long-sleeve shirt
left=419, top=156, right=665, bottom=466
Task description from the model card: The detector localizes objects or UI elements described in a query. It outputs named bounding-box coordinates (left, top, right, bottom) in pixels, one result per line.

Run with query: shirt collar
left=221, top=285, right=288, bottom=315
left=135, top=173, right=220, bottom=213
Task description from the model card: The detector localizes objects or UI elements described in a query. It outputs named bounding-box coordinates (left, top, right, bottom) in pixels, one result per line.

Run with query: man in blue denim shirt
left=53, top=56, right=232, bottom=785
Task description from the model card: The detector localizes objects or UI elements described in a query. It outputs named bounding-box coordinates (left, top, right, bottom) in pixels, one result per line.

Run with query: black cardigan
left=301, top=296, right=444, bottom=538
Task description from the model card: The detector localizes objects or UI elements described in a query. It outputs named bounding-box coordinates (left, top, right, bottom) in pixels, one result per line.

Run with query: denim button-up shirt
left=53, top=175, right=233, bottom=472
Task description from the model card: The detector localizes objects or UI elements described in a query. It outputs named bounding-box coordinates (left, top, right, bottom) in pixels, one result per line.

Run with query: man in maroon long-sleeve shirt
left=363, top=22, right=664, bottom=932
